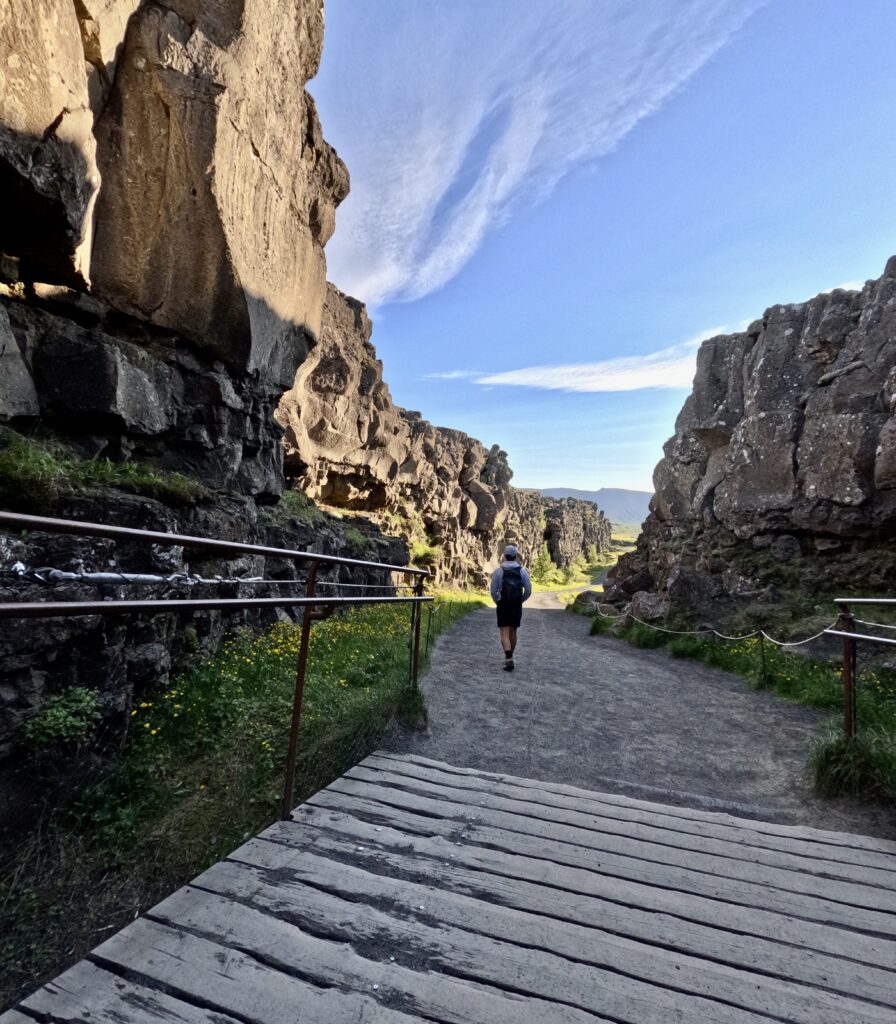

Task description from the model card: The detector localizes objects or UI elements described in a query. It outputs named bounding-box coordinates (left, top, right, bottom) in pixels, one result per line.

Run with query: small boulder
left=629, top=591, right=670, bottom=623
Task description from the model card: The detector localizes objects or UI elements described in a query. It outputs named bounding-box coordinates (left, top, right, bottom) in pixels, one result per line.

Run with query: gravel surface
left=386, top=592, right=896, bottom=838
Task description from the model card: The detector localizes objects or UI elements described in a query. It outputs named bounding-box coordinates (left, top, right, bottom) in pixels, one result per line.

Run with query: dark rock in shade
left=277, top=285, right=612, bottom=586
left=1, top=287, right=288, bottom=499
left=612, top=257, right=896, bottom=622
left=0, top=487, right=405, bottom=762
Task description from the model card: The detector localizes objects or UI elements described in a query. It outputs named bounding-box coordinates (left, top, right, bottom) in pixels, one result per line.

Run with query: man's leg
left=508, top=626, right=518, bottom=654
left=499, top=625, right=512, bottom=654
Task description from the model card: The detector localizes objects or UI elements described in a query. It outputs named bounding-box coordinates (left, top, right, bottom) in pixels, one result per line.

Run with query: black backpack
left=501, top=565, right=523, bottom=602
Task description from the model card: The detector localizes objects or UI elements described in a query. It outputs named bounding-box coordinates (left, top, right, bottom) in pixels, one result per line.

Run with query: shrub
left=589, top=614, right=613, bottom=636
left=344, top=526, right=368, bottom=556
left=270, top=489, right=325, bottom=526
left=410, top=541, right=441, bottom=569
left=531, top=542, right=560, bottom=584
left=21, top=688, right=101, bottom=754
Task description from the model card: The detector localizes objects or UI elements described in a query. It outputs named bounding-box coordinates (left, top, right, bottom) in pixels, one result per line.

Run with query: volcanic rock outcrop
left=612, top=256, right=896, bottom=622
left=278, top=285, right=611, bottom=585
left=0, top=0, right=363, bottom=761
left=1, top=0, right=347, bottom=494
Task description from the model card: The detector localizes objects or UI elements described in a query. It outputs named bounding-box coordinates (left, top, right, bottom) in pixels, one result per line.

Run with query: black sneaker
left=503, top=659, right=515, bottom=671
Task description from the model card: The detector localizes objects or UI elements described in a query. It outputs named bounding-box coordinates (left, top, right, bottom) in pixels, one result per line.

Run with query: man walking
left=490, top=544, right=532, bottom=671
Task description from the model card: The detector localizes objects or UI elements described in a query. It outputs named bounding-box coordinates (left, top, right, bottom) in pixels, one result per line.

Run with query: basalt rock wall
left=277, top=285, right=611, bottom=585
left=612, top=256, right=896, bottom=622
left=0, top=0, right=348, bottom=495
left=0, top=0, right=367, bottom=767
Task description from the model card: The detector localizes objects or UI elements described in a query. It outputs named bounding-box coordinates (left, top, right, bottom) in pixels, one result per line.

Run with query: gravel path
left=385, top=592, right=895, bottom=838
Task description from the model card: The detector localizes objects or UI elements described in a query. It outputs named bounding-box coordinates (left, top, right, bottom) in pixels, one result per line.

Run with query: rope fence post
left=280, top=560, right=319, bottom=820
left=837, top=602, right=857, bottom=742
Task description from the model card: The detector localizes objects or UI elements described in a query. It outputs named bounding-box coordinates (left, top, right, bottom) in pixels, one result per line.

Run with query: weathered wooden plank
left=14, top=960, right=243, bottom=1024
left=349, top=761, right=896, bottom=886
left=239, top=831, right=896, bottom=1005
left=216, top=839, right=896, bottom=1023
left=90, top=917, right=428, bottom=1024
left=312, top=781, right=896, bottom=926
left=282, top=805, right=896, bottom=967
left=376, top=753, right=896, bottom=856
left=147, top=890, right=615, bottom=1024
left=363, top=753, right=896, bottom=872
left=0, top=1013, right=34, bottom=1024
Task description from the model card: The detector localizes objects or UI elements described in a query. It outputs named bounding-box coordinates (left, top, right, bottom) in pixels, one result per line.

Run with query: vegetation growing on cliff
left=0, top=429, right=209, bottom=509
left=0, top=595, right=484, bottom=1009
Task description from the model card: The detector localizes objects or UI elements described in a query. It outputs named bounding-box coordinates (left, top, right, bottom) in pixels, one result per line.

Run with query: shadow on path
left=386, top=595, right=895, bottom=838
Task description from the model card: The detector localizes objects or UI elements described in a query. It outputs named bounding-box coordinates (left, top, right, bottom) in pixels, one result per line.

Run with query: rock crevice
left=277, top=285, right=611, bottom=585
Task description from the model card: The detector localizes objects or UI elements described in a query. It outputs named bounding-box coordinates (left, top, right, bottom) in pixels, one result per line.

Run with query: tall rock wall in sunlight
left=610, top=256, right=896, bottom=622
left=277, top=284, right=611, bottom=585
left=0, top=0, right=348, bottom=495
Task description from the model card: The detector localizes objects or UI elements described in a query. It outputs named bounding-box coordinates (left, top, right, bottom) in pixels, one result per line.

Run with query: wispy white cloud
left=314, top=1, right=766, bottom=305
left=473, top=327, right=726, bottom=393
left=423, top=370, right=482, bottom=380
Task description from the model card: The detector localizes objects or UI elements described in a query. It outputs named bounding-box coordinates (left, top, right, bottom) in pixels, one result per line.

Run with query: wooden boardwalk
left=5, top=753, right=896, bottom=1024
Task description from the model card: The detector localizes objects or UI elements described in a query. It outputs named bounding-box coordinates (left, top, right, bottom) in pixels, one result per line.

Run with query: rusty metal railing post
left=424, top=603, right=434, bottom=659
left=280, top=561, right=319, bottom=820
left=410, top=575, right=425, bottom=689
left=837, top=603, right=857, bottom=742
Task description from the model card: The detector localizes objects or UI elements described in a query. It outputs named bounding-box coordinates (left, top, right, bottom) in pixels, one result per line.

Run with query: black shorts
left=496, top=600, right=523, bottom=628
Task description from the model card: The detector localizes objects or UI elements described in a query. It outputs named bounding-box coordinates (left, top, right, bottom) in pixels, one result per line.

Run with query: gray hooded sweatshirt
left=490, top=560, right=533, bottom=604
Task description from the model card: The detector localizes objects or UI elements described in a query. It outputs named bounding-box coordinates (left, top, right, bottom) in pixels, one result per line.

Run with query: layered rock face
left=0, top=0, right=347, bottom=494
left=0, top=0, right=360, bottom=763
left=612, top=257, right=896, bottom=621
left=278, top=285, right=611, bottom=585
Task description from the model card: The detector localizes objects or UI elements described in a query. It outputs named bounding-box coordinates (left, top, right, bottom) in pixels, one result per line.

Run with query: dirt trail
left=386, top=594, right=895, bottom=838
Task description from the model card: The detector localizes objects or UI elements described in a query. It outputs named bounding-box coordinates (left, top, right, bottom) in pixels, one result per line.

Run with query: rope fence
left=584, top=591, right=895, bottom=742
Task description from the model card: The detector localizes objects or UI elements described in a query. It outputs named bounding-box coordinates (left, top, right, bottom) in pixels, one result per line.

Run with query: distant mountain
left=539, top=487, right=652, bottom=524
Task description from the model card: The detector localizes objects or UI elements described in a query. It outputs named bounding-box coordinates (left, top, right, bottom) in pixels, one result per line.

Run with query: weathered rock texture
left=277, top=286, right=611, bottom=585
left=612, top=257, right=896, bottom=622
left=0, top=0, right=360, bottom=766
left=1, top=0, right=347, bottom=494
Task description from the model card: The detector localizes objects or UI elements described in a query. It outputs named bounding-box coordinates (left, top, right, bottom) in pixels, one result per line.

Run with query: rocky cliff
left=611, top=256, right=896, bottom=622
left=277, top=285, right=611, bottom=585
left=0, top=0, right=365, bottom=762
left=1, top=0, right=347, bottom=496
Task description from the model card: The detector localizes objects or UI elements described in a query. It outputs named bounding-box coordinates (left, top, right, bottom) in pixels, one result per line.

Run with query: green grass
left=262, top=489, right=326, bottom=527
left=410, top=541, right=441, bottom=569
left=0, top=429, right=208, bottom=508
left=0, top=593, right=484, bottom=1010
left=591, top=613, right=896, bottom=804
left=610, top=522, right=642, bottom=544
left=809, top=726, right=896, bottom=803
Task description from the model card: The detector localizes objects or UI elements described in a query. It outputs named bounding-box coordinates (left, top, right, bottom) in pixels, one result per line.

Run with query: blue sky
left=311, top=0, right=896, bottom=491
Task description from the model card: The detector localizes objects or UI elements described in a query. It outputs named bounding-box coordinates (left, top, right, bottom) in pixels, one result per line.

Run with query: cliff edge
left=611, top=256, right=896, bottom=622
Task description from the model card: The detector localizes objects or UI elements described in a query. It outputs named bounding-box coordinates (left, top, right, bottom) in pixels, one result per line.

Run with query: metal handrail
left=825, top=599, right=896, bottom=741
left=0, top=510, right=427, bottom=575
left=0, top=510, right=430, bottom=818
